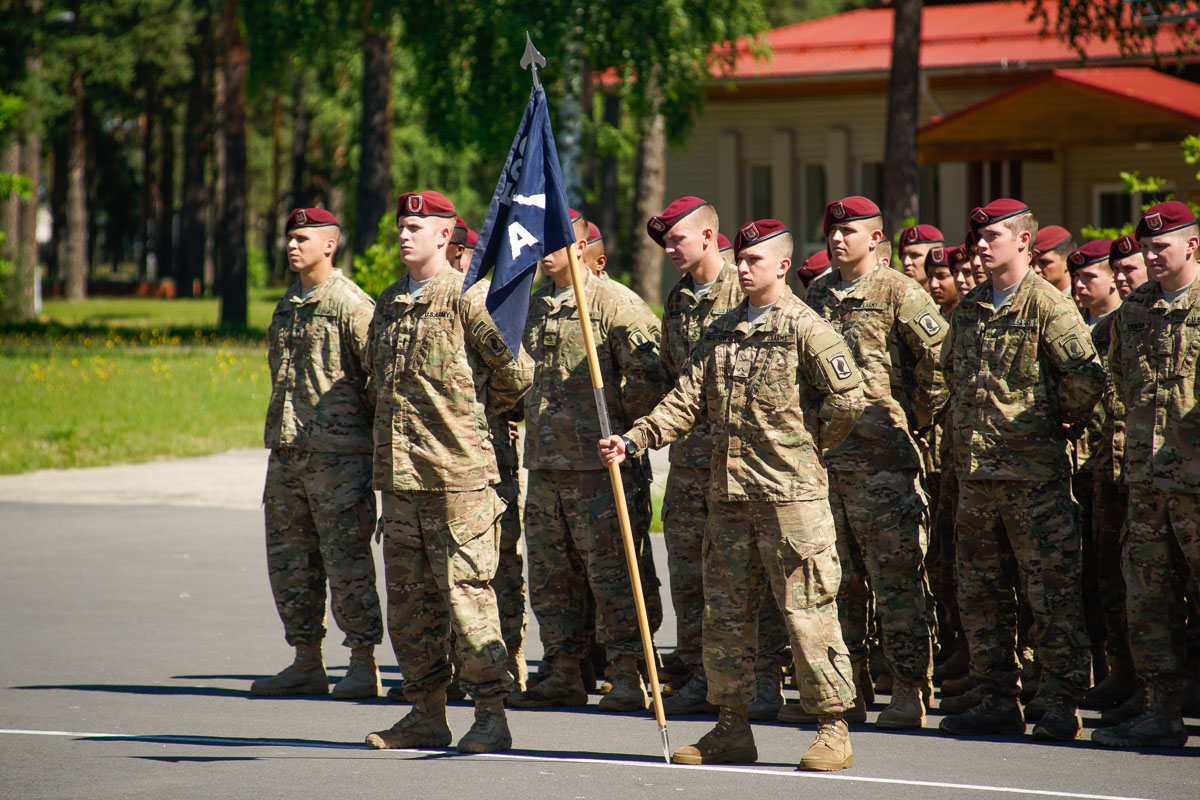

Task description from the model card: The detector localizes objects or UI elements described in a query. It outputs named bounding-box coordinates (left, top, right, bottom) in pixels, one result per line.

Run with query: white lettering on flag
left=507, top=221, right=539, bottom=259
left=512, top=194, right=546, bottom=209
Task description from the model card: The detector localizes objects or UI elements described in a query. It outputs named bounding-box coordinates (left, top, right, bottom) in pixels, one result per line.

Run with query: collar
left=288, top=270, right=341, bottom=306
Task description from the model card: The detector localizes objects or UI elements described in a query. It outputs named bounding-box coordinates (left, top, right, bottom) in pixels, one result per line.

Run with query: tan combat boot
left=876, top=679, right=926, bottom=729
left=799, top=715, right=853, bottom=771
left=747, top=663, right=784, bottom=721
left=508, top=654, right=588, bottom=708
left=250, top=642, right=329, bottom=696
left=671, top=705, right=758, bottom=764
left=597, top=655, right=648, bottom=712
left=1093, top=682, right=1188, bottom=748
left=456, top=697, right=513, bottom=754
left=331, top=646, right=380, bottom=699
left=365, top=687, right=452, bottom=749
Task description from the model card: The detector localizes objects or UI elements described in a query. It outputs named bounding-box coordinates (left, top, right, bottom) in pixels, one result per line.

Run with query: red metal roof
left=1054, top=66, right=1200, bottom=119
left=724, top=1, right=1198, bottom=79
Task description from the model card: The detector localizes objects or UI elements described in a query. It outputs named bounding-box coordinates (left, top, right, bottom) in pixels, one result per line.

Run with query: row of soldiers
left=248, top=187, right=1199, bottom=769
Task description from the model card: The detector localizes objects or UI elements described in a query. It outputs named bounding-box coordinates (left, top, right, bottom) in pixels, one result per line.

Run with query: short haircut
left=1001, top=210, right=1039, bottom=242
left=769, top=231, right=795, bottom=260
left=572, top=214, right=589, bottom=242
left=1048, top=237, right=1076, bottom=258
left=690, top=204, right=720, bottom=236
left=449, top=227, right=467, bottom=248
left=876, top=239, right=892, bottom=263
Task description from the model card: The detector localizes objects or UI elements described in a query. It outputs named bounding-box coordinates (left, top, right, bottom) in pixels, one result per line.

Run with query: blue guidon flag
left=463, top=86, right=576, bottom=359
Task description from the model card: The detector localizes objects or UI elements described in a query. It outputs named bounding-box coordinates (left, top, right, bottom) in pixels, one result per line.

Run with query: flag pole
left=521, top=32, right=670, bottom=765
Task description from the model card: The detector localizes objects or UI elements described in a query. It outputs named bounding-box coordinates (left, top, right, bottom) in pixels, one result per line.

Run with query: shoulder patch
left=1053, top=332, right=1088, bottom=365
left=809, top=328, right=861, bottom=393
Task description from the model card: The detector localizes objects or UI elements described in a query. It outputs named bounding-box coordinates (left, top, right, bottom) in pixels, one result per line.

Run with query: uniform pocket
left=444, top=489, right=505, bottom=583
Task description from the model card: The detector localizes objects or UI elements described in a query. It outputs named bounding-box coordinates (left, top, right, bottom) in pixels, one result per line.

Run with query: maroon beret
left=569, top=207, right=584, bottom=224
left=963, top=229, right=978, bottom=252
left=717, top=233, right=732, bottom=252
left=947, top=245, right=968, bottom=264
left=969, top=199, right=1030, bottom=232
left=899, top=224, right=944, bottom=250
left=1033, top=225, right=1072, bottom=253
left=925, top=245, right=951, bottom=270
left=286, top=207, right=339, bottom=231
left=824, top=196, right=881, bottom=236
left=1067, top=239, right=1113, bottom=271
left=1137, top=200, right=1197, bottom=238
left=646, top=196, right=708, bottom=246
left=586, top=222, right=603, bottom=246
left=464, top=228, right=478, bottom=248
left=795, top=249, right=831, bottom=283
left=734, top=219, right=789, bottom=256
left=396, top=191, right=456, bottom=221
left=1110, top=234, right=1139, bottom=261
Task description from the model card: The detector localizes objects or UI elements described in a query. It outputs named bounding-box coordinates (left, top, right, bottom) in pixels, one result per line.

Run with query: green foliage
left=247, top=246, right=270, bottom=290
left=1080, top=138, right=1200, bottom=241
left=350, top=215, right=402, bottom=300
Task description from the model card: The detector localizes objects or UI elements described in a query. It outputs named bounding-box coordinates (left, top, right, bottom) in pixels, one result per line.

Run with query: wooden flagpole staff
left=521, top=32, right=671, bottom=765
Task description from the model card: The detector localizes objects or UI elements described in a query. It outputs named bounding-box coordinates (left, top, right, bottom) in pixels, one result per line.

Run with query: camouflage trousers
left=703, top=498, right=855, bottom=714
left=956, top=478, right=1091, bottom=701
left=525, top=468, right=660, bottom=661
left=1123, top=486, right=1200, bottom=685
left=664, top=466, right=790, bottom=671
left=263, top=449, right=382, bottom=649
left=927, top=468, right=964, bottom=647
left=629, top=455, right=664, bottom=635
left=829, top=469, right=934, bottom=682
left=379, top=487, right=512, bottom=702
left=1093, top=472, right=1129, bottom=663
left=494, top=465, right=527, bottom=651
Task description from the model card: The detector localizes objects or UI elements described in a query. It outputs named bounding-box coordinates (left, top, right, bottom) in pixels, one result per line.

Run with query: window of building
left=859, top=161, right=884, bottom=201
left=804, top=163, right=827, bottom=245
left=748, top=164, right=772, bottom=221
left=1093, top=182, right=1175, bottom=230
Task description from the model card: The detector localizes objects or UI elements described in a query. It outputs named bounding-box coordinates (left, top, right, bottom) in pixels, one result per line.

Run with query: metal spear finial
left=520, top=31, right=547, bottom=89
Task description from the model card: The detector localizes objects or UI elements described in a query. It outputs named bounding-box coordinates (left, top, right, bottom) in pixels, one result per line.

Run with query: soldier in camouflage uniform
left=253, top=208, right=383, bottom=700
left=938, top=199, right=1105, bottom=742
left=508, top=212, right=669, bottom=714
left=647, top=197, right=790, bottom=721
left=362, top=191, right=532, bottom=755
left=602, top=219, right=864, bottom=772
left=1094, top=202, right=1200, bottom=749
left=804, top=198, right=946, bottom=730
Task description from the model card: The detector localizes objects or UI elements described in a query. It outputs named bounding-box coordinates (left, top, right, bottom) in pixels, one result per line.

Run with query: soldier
left=717, top=232, right=733, bottom=256
left=1093, top=201, right=1200, bottom=749
left=928, top=244, right=960, bottom=314
left=1111, top=234, right=1148, bottom=300
left=951, top=243, right=977, bottom=297
left=600, top=218, right=865, bottom=771
left=795, top=249, right=832, bottom=290
left=898, top=224, right=945, bottom=292
left=1032, top=225, right=1076, bottom=296
left=646, top=197, right=789, bottom=721
left=804, top=196, right=946, bottom=730
left=452, top=216, right=478, bottom=273
left=363, top=190, right=532, bottom=755
left=938, top=198, right=1104, bottom=742
left=253, top=208, right=384, bottom=700
left=508, top=209, right=669, bottom=713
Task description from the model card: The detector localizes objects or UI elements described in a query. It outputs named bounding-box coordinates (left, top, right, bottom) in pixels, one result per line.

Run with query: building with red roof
left=664, top=0, right=1200, bottom=263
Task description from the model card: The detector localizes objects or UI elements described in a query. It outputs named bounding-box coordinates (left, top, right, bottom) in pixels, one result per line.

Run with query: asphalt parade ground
left=1, top=450, right=1198, bottom=800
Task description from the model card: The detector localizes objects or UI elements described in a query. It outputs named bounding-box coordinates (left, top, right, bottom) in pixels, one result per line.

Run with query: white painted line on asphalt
left=0, top=728, right=1164, bottom=800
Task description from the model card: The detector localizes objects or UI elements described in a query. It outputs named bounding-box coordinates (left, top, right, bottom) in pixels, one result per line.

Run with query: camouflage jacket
left=661, top=260, right=744, bottom=468
left=265, top=271, right=375, bottom=453
left=1087, top=310, right=1118, bottom=482
left=523, top=269, right=669, bottom=471
left=465, top=277, right=523, bottom=472
left=1108, top=279, right=1200, bottom=494
left=941, top=270, right=1105, bottom=481
left=805, top=266, right=948, bottom=472
left=626, top=288, right=866, bottom=502
left=366, top=265, right=532, bottom=492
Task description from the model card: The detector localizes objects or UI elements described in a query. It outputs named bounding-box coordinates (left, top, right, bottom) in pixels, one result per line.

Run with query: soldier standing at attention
left=928, top=245, right=961, bottom=315
left=1032, top=225, right=1076, bottom=296
left=938, top=199, right=1104, bottom=742
left=1093, top=201, right=1200, bottom=749
left=601, top=219, right=864, bottom=771
left=1111, top=234, right=1148, bottom=300
left=363, top=190, right=532, bottom=755
left=253, top=208, right=384, bottom=700
left=898, top=224, right=945, bottom=292
left=804, top=197, right=946, bottom=730
left=508, top=211, right=669, bottom=713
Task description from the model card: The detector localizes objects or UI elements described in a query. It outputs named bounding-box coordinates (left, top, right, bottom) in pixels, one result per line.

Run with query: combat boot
left=331, top=646, right=380, bottom=699
left=1082, top=659, right=1137, bottom=710
left=1023, top=692, right=1047, bottom=722
left=799, top=716, right=853, bottom=771
left=939, top=691, right=1026, bottom=736
left=1093, top=683, right=1188, bottom=748
left=506, top=640, right=529, bottom=693
left=597, top=655, right=647, bottom=712
left=853, top=659, right=875, bottom=707
left=940, top=673, right=974, bottom=697
left=1032, top=695, right=1081, bottom=741
left=386, top=682, right=405, bottom=702
left=365, top=687, right=452, bottom=749
left=939, top=685, right=986, bottom=715
left=1101, top=684, right=1145, bottom=725
left=456, top=697, right=512, bottom=754
left=933, top=644, right=970, bottom=684
left=747, top=664, right=784, bottom=721
left=250, top=642, right=329, bottom=696
left=663, top=670, right=717, bottom=716
left=876, top=680, right=925, bottom=730
left=671, top=705, right=757, bottom=765
left=508, top=654, right=588, bottom=708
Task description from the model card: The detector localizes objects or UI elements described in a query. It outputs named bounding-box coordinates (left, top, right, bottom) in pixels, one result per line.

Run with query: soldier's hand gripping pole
left=564, top=243, right=670, bottom=764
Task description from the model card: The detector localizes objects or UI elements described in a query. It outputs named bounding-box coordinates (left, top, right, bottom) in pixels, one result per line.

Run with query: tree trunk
left=156, top=105, right=176, bottom=284
left=18, top=130, right=41, bottom=318
left=598, top=92, right=620, bottom=265
left=139, top=81, right=156, bottom=281
left=557, top=22, right=584, bottom=206
left=881, top=0, right=923, bottom=236
left=179, top=0, right=214, bottom=298
left=630, top=71, right=666, bottom=307
left=266, top=87, right=282, bottom=281
left=354, top=24, right=391, bottom=258
left=219, top=0, right=248, bottom=327
left=2, top=143, right=18, bottom=266
left=64, top=72, right=88, bottom=301
left=289, top=71, right=310, bottom=210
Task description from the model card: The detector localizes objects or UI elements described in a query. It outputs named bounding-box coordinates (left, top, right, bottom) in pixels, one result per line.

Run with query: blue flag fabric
left=463, top=86, right=576, bottom=359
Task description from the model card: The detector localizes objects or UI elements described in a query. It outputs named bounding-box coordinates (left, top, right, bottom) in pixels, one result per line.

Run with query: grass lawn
left=39, top=287, right=283, bottom=332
